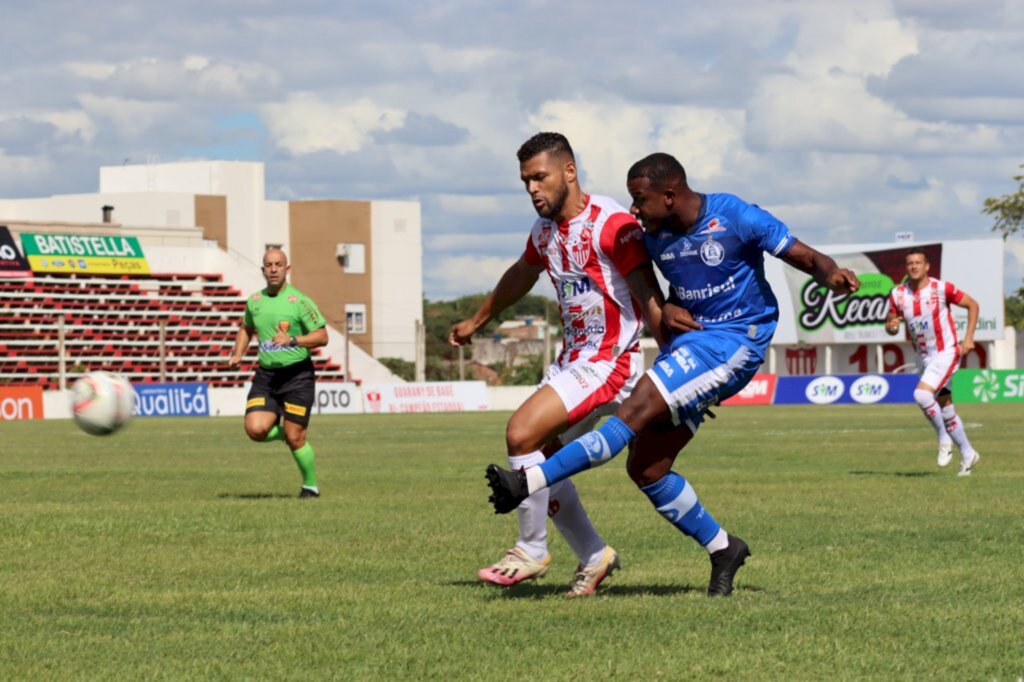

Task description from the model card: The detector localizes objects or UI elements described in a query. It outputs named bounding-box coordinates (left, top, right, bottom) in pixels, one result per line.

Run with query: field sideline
left=1, top=404, right=1022, bottom=679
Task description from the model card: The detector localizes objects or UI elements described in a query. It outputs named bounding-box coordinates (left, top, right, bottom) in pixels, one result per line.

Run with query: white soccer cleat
left=937, top=441, right=953, bottom=467
left=566, top=545, right=620, bottom=597
left=957, top=451, right=980, bottom=477
left=477, top=547, right=551, bottom=587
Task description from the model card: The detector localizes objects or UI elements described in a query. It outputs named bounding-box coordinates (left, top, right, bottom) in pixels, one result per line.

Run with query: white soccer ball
left=70, top=371, right=136, bottom=436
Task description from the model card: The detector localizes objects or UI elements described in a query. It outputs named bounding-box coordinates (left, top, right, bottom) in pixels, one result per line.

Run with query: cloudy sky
left=2, top=0, right=1023, bottom=299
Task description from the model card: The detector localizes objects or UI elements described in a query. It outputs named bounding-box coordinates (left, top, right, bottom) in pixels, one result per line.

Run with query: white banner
left=768, top=238, right=1004, bottom=345
left=313, top=382, right=363, bottom=415
left=361, top=381, right=491, bottom=414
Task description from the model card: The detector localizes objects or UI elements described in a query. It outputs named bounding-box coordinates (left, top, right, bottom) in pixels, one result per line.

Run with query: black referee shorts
left=245, top=359, right=316, bottom=427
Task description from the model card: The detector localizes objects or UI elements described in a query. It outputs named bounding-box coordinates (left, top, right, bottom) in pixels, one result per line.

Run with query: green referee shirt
left=243, top=283, right=327, bottom=369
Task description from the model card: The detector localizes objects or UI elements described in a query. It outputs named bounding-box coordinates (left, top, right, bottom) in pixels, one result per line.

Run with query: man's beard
left=536, top=181, right=570, bottom=219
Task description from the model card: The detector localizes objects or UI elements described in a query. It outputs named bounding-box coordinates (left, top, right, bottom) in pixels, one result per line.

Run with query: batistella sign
left=20, top=232, right=150, bottom=275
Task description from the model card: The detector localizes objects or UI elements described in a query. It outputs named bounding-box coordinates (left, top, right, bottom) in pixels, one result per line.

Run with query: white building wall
left=370, top=201, right=422, bottom=362
left=263, top=200, right=290, bottom=255
left=101, top=161, right=268, bottom=270
left=0, top=192, right=196, bottom=229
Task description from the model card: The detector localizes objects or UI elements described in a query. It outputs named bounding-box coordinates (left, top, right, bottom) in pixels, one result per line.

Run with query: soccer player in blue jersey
left=485, top=152, right=860, bottom=596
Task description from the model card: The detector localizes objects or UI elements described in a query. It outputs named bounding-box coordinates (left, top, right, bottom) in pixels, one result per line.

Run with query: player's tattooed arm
left=625, top=264, right=672, bottom=348
left=782, top=240, right=860, bottom=294
left=449, top=255, right=544, bottom=346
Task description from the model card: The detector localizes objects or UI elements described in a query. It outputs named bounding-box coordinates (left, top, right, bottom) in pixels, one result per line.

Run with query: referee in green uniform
left=228, top=247, right=329, bottom=498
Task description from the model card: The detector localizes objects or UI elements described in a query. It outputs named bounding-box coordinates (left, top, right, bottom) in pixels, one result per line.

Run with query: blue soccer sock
left=530, top=417, right=635, bottom=493
left=640, top=472, right=721, bottom=547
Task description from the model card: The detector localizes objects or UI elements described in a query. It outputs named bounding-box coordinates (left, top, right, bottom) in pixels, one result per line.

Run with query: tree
left=982, top=163, right=1024, bottom=239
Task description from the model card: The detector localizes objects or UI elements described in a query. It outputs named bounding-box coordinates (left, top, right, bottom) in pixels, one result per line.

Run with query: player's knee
left=284, top=431, right=307, bottom=450
left=245, top=424, right=269, bottom=442
left=505, top=420, right=540, bottom=456
left=913, top=388, right=934, bottom=408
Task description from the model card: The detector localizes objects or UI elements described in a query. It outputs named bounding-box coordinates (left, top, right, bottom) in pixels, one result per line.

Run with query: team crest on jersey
left=567, top=226, right=593, bottom=268
left=252, top=293, right=262, bottom=301
left=538, top=225, right=552, bottom=249
left=288, top=295, right=297, bottom=303
left=700, top=237, right=725, bottom=266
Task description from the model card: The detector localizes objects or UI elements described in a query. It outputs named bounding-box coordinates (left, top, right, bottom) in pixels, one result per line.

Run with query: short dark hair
left=905, top=247, right=928, bottom=262
left=627, top=153, right=687, bottom=188
left=517, top=132, right=575, bottom=163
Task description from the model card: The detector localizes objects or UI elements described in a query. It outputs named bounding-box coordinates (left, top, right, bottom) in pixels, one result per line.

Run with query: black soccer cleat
left=707, top=534, right=751, bottom=597
left=485, top=464, right=529, bottom=514
left=299, top=487, right=320, bottom=499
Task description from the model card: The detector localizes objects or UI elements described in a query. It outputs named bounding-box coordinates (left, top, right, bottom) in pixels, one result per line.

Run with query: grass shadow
left=446, top=580, right=764, bottom=599
left=849, top=470, right=936, bottom=478
left=217, top=492, right=294, bottom=500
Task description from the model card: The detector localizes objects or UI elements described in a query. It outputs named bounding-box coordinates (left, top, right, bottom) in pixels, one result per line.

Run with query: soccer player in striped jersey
left=451, top=132, right=667, bottom=597
left=485, top=152, right=860, bottom=596
left=885, top=248, right=981, bottom=475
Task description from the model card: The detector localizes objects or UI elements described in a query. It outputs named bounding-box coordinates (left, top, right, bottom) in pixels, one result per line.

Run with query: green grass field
left=1, top=404, right=1022, bottom=680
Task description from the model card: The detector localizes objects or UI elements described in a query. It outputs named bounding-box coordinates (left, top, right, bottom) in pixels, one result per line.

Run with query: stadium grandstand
left=0, top=272, right=345, bottom=390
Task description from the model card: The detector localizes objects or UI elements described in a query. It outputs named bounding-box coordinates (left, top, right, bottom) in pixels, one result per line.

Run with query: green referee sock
left=291, top=443, right=318, bottom=490
left=265, top=424, right=285, bottom=442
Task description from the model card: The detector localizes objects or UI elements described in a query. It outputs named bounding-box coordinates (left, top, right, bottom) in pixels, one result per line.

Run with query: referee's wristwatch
left=289, top=335, right=298, bottom=347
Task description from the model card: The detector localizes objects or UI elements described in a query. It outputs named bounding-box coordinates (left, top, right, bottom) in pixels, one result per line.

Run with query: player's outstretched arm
left=956, top=292, right=980, bottom=356
left=227, top=322, right=253, bottom=368
left=781, top=240, right=860, bottom=294
left=624, top=264, right=671, bottom=348
left=449, top=255, right=544, bottom=346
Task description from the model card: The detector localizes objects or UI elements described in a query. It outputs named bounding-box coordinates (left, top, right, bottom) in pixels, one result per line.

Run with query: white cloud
left=263, top=94, right=405, bottom=155
left=426, top=254, right=518, bottom=298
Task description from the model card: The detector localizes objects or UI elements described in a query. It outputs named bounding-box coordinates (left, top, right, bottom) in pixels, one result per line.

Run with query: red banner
left=0, top=386, right=44, bottom=420
left=722, top=374, right=777, bottom=406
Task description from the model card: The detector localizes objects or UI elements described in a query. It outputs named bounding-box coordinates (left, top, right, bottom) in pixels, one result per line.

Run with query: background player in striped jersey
left=485, top=152, right=860, bottom=596
left=885, top=247, right=981, bottom=475
left=451, top=132, right=668, bottom=596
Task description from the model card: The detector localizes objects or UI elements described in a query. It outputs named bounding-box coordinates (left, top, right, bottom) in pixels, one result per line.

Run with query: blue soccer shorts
left=647, top=330, right=765, bottom=434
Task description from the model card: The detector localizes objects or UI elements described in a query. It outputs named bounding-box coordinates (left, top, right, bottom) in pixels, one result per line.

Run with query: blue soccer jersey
left=645, top=193, right=795, bottom=353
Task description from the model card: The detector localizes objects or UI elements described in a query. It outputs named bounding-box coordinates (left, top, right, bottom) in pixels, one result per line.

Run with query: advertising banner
left=312, top=382, right=363, bottom=415
left=133, top=382, right=209, bottom=417
left=952, top=369, right=1024, bottom=404
left=774, top=374, right=919, bottom=405
left=769, top=238, right=1003, bottom=345
left=721, top=374, right=777, bottom=406
left=20, top=232, right=150, bottom=275
left=0, top=386, right=44, bottom=421
left=361, top=381, right=490, bottom=414
left=0, top=227, right=32, bottom=278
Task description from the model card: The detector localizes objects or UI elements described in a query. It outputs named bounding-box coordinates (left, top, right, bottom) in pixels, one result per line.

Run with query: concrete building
left=0, top=160, right=423, bottom=363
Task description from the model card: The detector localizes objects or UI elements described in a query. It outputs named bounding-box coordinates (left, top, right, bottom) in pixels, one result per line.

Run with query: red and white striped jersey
left=523, top=194, right=648, bottom=364
left=888, top=277, right=964, bottom=356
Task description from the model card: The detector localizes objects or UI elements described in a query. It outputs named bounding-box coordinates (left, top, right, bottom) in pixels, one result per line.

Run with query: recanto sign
left=952, top=369, right=1024, bottom=403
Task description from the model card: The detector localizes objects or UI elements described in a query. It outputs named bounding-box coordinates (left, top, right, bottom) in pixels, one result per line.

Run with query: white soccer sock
left=509, top=451, right=549, bottom=561
left=914, top=389, right=945, bottom=439
left=549, top=478, right=606, bottom=567
left=705, top=528, right=729, bottom=554
left=941, top=404, right=975, bottom=455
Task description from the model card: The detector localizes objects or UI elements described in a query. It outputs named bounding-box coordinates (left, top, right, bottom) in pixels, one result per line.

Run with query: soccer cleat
left=299, top=486, right=320, bottom=498
left=566, top=546, right=621, bottom=597
left=957, top=451, right=980, bottom=477
left=937, top=440, right=953, bottom=467
left=485, top=464, right=529, bottom=514
left=707, top=534, right=750, bottom=597
left=477, top=547, right=552, bottom=586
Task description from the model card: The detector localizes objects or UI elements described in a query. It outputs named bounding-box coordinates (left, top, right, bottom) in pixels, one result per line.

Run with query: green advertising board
left=952, top=369, right=1024, bottom=403
left=20, top=232, right=150, bottom=275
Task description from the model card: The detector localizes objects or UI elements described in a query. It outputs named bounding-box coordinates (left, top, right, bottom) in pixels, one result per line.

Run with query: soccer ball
left=70, top=371, right=135, bottom=436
